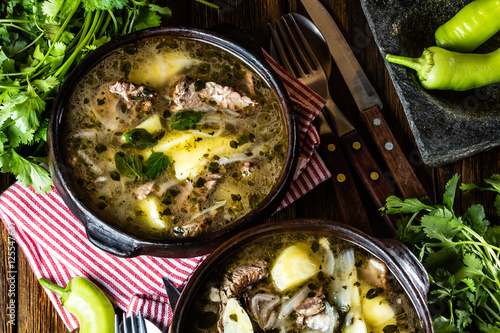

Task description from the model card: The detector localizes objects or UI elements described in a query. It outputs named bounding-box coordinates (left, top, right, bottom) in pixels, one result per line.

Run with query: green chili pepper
left=39, top=277, right=115, bottom=333
left=435, top=0, right=500, bottom=52
left=385, top=46, right=500, bottom=91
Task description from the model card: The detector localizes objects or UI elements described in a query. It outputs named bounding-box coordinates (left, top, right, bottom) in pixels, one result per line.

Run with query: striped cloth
left=0, top=53, right=330, bottom=332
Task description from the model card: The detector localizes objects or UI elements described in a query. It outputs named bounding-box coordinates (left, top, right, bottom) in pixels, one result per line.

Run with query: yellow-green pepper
left=386, top=46, right=500, bottom=91
left=39, top=276, right=115, bottom=333
left=435, top=0, right=500, bottom=52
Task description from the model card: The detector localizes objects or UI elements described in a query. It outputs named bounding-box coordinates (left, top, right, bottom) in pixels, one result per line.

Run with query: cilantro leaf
left=443, top=174, right=460, bottom=211
left=133, top=8, right=162, bottom=31
left=114, top=152, right=143, bottom=179
left=463, top=204, right=489, bottom=236
left=144, top=152, right=170, bottom=180
left=11, top=85, right=46, bottom=132
left=9, top=150, right=53, bottom=193
left=421, top=215, right=462, bottom=243
left=168, top=110, right=203, bottom=130
left=33, top=76, right=59, bottom=92
left=433, top=315, right=458, bottom=333
left=82, top=0, right=129, bottom=11
left=484, top=226, right=500, bottom=247
left=148, top=4, right=172, bottom=16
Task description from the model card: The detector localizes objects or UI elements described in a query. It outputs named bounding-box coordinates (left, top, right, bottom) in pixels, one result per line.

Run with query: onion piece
left=278, top=286, right=310, bottom=320
left=190, top=200, right=226, bottom=220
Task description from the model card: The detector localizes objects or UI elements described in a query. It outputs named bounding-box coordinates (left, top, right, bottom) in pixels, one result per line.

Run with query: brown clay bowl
left=170, top=219, right=434, bottom=332
left=48, top=27, right=298, bottom=258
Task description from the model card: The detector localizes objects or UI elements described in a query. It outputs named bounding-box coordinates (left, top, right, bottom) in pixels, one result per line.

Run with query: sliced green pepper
left=386, top=46, right=500, bottom=91
left=435, top=0, right=500, bottom=52
left=39, top=277, right=115, bottom=333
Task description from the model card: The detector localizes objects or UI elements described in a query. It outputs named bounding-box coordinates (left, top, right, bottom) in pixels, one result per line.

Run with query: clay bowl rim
left=48, top=26, right=298, bottom=258
left=170, top=219, right=434, bottom=332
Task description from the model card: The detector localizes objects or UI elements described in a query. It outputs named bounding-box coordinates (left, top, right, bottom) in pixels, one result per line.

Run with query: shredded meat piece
left=109, top=81, right=157, bottom=111
left=173, top=80, right=255, bottom=112
left=190, top=172, right=225, bottom=211
left=295, top=288, right=326, bottom=328
left=217, top=260, right=269, bottom=333
left=132, top=182, right=155, bottom=200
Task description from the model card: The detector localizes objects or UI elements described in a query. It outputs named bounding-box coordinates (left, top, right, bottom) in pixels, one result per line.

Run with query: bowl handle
left=86, top=222, right=140, bottom=258
left=379, top=238, right=430, bottom=298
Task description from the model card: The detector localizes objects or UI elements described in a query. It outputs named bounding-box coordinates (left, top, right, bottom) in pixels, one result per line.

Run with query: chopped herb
left=208, top=162, right=220, bottom=173
left=114, top=152, right=143, bottom=179
left=194, top=80, right=205, bottom=92
left=383, top=325, right=399, bottom=333
left=168, top=110, right=203, bottom=130
left=231, top=194, right=241, bottom=201
left=123, top=128, right=158, bottom=150
left=229, top=313, right=238, bottom=322
left=249, top=194, right=260, bottom=209
left=249, top=133, right=256, bottom=143
left=144, top=152, right=170, bottom=180
left=95, top=144, right=107, bottom=153
left=230, top=140, right=238, bottom=149
left=120, top=61, right=132, bottom=80
left=110, top=171, right=120, bottom=181
left=97, top=98, right=106, bottom=105
left=310, top=241, right=320, bottom=253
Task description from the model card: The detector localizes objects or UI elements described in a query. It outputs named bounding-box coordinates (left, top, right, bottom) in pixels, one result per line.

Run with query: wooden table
left=1, top=0, right=499, bottom=332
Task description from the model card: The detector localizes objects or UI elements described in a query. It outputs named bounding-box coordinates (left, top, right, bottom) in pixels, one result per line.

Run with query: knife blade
left=301, top=0, right=427, bottom=199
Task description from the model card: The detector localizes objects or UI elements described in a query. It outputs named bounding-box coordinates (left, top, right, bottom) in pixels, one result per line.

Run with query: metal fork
left=270, top=14, right=398, bottom=233
left=115, top=312, right=148, bottom=333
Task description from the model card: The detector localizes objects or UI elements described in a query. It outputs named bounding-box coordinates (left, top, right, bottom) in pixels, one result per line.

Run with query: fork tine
left=281, top=14, right=314, bottom=74
left=268, top=23, right=295, bottom=74
left=131, top=314, right=138, bottom=333
left=115, top=314, right=120, bottom=333
left=122, top=313, right=127, bottom=333
left=286, top=14, right=324, bottom=73
left=275, top=19, right=306, bottom=77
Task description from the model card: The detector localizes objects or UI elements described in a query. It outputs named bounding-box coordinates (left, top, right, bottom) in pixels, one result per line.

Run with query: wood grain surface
left=1, top=0, right=499, bottom=332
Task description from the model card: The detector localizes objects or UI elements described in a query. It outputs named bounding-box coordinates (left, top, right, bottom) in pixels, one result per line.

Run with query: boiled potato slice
left=362, top=294, right=395, bottom=328
left=271, top=243, right=321, bottom=291
left=129, top=51, right=199, bottom=88
left=222, top=298, right=254, bottom=333
left=343, top=317, right=368, bottom=333
left=136, top=197, right=168, bottom=229
left=135, top=114, right=163, bottom=134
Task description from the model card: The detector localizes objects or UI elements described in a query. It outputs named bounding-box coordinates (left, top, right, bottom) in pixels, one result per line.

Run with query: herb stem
left=482, top=286, right=500, bottom=314
left=54, top=10, right=102, bottom=78
left=1, top=22, right=37, bottom=36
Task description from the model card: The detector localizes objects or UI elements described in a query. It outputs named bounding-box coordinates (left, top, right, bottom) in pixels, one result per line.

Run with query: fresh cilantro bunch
left=0, top=0, right=172, bottom=193
left=382, top=174, right=500, bottom=333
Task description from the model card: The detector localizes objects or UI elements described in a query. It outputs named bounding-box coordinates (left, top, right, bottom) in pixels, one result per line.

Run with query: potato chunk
left=362, top=294, right=395, bottom=328
left=135, top=114, right=163, bottom=134
left=135, top=196, right=168, bottom=229
left=222, top=298, right=254, bottom=333
left=271, top=243, right=321, bottom=291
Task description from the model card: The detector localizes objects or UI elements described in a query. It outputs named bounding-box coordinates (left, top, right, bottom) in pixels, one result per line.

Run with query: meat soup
left=189, top=234, right=422, bottom=333
left=62, top=36, right=287, bottom=240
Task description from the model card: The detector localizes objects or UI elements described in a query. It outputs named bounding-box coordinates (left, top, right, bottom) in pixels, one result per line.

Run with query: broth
left=189, top=234, right=422, bottom=333
left=62, top=36, right=287, bottom=239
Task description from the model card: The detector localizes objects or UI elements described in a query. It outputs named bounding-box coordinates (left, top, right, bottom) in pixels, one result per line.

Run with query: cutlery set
left=270, top=0, right=428, bottom=234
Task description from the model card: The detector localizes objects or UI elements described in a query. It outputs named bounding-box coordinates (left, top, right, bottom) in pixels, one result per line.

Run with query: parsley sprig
left=382, top=174, right=500, bottom=333
left=0, top=0, right=173, bottom=192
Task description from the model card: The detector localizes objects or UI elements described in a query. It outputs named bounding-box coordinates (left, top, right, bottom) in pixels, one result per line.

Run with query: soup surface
left=188, top=234, right=422, bottom=333
left=63, top=36, right=287, bottom=239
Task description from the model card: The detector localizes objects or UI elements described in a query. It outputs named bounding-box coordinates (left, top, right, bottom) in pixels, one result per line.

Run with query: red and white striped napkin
left=0, top=53, right=330, bottom=332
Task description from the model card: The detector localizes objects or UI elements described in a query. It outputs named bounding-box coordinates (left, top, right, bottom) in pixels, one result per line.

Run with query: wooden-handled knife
left=300, top=0, right=427, bottom=200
